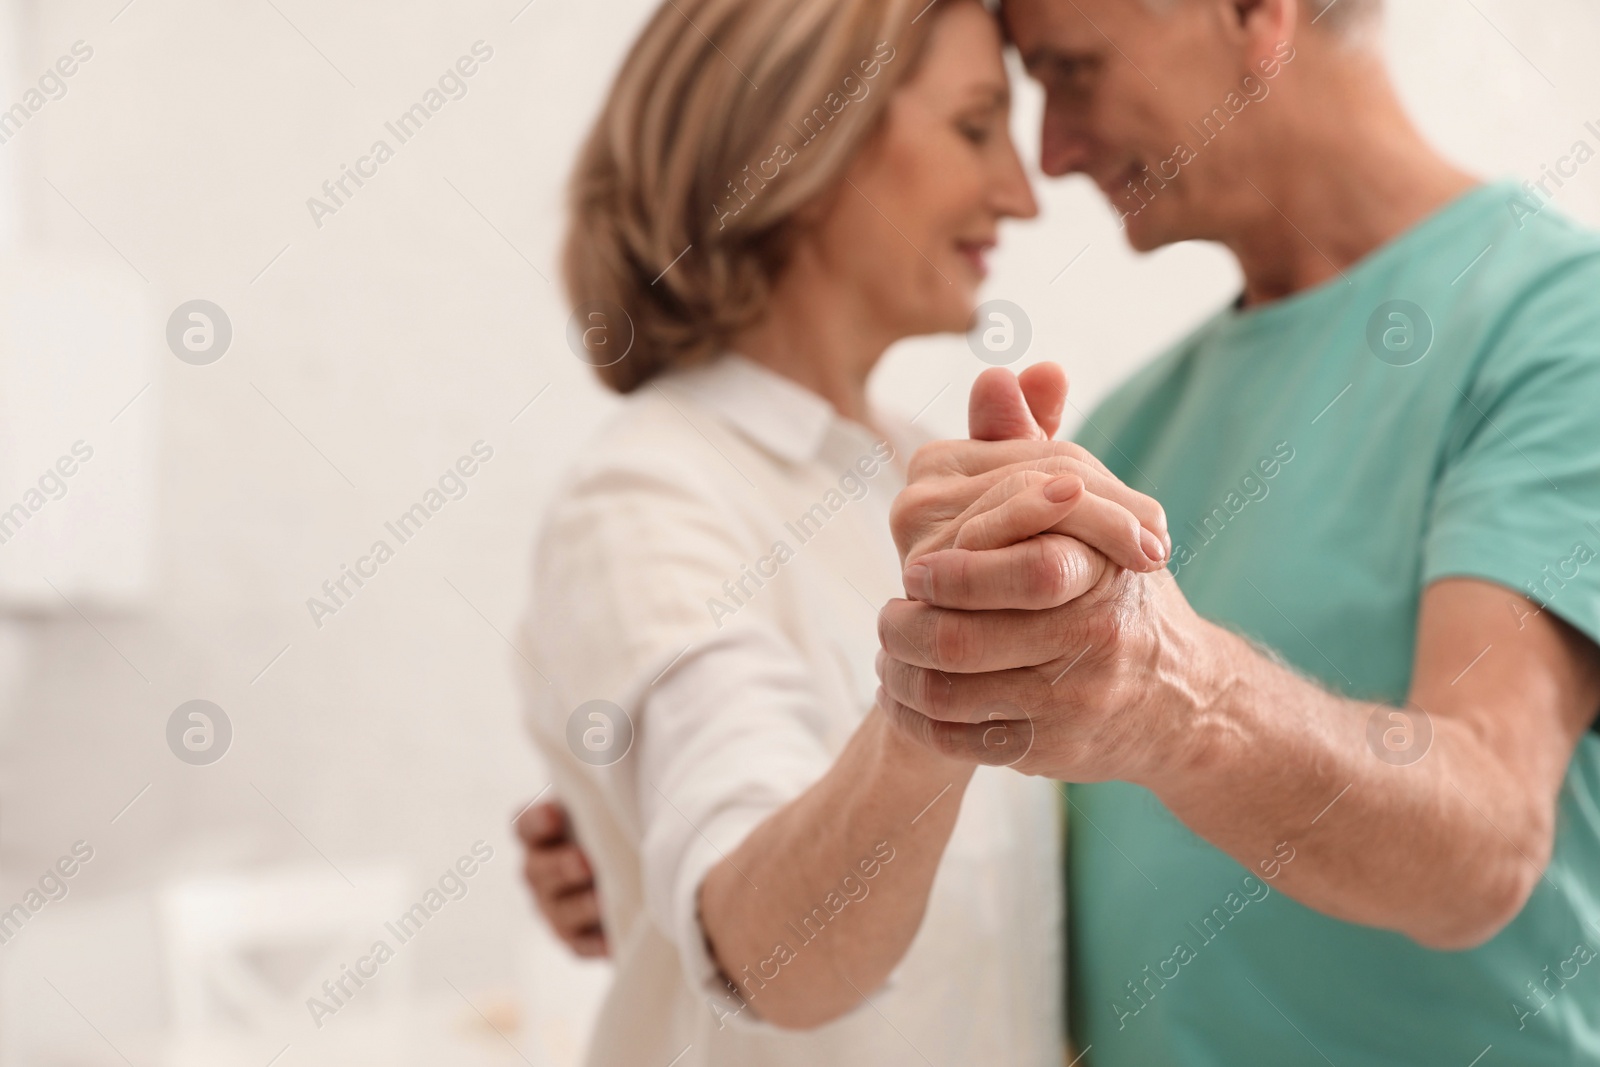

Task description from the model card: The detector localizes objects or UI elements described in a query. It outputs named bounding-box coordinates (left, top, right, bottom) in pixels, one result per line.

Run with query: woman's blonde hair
left=564, top=0, right=943, bottom=393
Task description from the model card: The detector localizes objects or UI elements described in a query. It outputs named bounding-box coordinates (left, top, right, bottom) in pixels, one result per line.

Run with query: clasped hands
left=875, top=363, right=1226, bottom=786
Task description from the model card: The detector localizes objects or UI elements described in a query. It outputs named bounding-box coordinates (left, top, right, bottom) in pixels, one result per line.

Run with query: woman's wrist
left=864, top=704, right=978, bottom=797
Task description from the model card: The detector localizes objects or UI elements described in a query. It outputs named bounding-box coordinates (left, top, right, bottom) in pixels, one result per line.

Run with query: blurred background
left=0, top=0, right=1595, bottom=1063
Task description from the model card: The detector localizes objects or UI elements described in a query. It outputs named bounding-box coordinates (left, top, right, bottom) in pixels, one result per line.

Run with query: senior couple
left=517, top=0, right=1600, bottom=1063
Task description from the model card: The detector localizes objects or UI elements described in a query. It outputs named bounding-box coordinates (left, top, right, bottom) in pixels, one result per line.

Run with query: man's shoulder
left=1073, top=313, right=1224, bottom=462
left=1447, top=187, right=1600, bottom=319
left=1458, top=201, right=1600, bottom=381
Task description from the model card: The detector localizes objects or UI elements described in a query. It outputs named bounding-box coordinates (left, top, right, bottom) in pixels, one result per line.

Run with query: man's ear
left=1233, top=0, right=1298, bottom=60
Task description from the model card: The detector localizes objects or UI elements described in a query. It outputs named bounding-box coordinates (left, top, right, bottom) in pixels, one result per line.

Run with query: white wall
left=0, top=1, right=1595, bottom=1064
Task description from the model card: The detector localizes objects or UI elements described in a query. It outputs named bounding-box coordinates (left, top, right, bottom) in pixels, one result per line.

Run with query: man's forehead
left=999, top=0, right=1125, bottom=56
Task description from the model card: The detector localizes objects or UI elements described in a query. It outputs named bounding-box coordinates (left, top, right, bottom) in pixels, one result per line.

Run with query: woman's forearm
left=697, top=705, right=976, bottom=1029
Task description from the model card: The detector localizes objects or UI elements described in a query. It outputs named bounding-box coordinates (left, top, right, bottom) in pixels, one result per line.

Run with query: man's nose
left=1039, top=115, right=1095, bottom=178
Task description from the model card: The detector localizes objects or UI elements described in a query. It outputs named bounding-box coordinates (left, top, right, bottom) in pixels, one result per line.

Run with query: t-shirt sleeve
left=1421, top=260, right=1600, bottom=651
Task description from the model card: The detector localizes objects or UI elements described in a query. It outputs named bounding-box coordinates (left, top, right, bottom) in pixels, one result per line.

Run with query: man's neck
left=1226, top=69, right=1479, bottom=307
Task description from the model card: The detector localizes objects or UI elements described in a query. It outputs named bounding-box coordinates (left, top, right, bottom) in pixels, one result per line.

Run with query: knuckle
left=1086, top=596, right=1130, bottom=648
left=940, top=548, right=974, bottom=602
left=930, top=609, right=974, bottom=671
left=906, top=442, right=950, bottom=482
left=1020, top=540, right=1070, bottom=603
left=928, top=718, right=972, bottom=762
left=890, top=482, right=936, bottom=534
left=1115, top=512, right=1143, bottom=549
left=1035, top=454, right=1087, bottom=480
left=1014, top=469, right=1052, bottom=490
left=916, top=667, right=953, bottom=719
left=1056, top=537, right=1093, bottom=594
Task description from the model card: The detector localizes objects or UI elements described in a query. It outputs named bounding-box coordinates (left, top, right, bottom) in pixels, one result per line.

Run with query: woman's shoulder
left=546, top=386, right=742, bottom=515
left=532, top=385, right=775, bottom=585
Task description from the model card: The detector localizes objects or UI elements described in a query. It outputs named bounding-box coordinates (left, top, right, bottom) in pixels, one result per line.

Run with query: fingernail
left=904, top=562, right=932, bottom=600
left=1141, top=529, right=1168, bottom=566
left=1044, top=476, right=1080, bottom=503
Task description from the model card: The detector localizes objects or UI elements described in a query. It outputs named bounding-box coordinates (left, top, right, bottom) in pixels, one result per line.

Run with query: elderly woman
left=517, top=1, right=1168, bottom=1063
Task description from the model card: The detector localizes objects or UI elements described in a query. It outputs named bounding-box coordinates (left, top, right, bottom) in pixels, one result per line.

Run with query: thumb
left=969, top=367, right=1045, bottom=442
left=1017, top=362, right=1068, bottom=441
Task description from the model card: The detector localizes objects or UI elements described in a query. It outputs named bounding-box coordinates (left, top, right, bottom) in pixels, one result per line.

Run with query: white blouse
left=519, top=353, right=1064, bottom=1067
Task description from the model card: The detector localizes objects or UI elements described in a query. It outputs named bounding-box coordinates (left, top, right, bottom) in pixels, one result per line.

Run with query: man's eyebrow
left=1020, top=47, right=1095, bottom=75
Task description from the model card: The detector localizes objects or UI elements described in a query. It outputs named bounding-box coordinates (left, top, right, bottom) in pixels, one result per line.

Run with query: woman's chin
left=947, top=292, right=984, bottom=335
left=887, top=285, right=984, bottom=343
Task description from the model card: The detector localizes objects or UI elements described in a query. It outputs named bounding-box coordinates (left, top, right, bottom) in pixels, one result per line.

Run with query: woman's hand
left=890, top=364, right=1171, bottom=582
left=515, top=800, right=608, bottom=958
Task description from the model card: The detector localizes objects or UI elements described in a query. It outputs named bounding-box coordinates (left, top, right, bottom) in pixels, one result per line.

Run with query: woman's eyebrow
left=961, top=82, right=1011, bottom=109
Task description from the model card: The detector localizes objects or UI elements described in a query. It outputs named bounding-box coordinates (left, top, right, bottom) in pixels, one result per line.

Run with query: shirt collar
left=666, top=353, right=841, bottom=464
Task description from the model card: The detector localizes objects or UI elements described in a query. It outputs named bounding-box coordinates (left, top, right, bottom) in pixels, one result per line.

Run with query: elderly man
left=525, top=0, right=1600, bottom=1062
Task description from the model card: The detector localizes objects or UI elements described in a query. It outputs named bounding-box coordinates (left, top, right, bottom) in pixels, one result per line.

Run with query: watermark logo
left=167, top=300, right=232, bottom=366
left=712, top=41, right=897, bottom=231
left=167, top=700, right=232, bottom=766
left=967, top=299, right=1032, bottom=366
left=0, top=841, right=94, bottom=946
left=1366, top=300, right=1433, bottom=368
left=566, top=301, right=635, bottom=368
left=307, top=841, right=494, bottom=1029
left=0, top=40, right=94, bottom=148
left=1111, top=42, right=1298, bottom=228
left=1366, top=704, right=1432, bottom=766
left=1168, top=442, right=1295, bottom=578
left=977, top=699, right=1034, bottom=768
left=566, top=700, right=633, bottom=767
left=0, top=440, right=94, bottom=547
left=710, top=838, right=896, bottom=1029
left=708, top=439, right=896, bottom=629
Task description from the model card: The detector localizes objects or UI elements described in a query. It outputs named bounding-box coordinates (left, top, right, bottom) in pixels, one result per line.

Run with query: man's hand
left=875, top=368, right=1600, bottom=949
left=878, top=363, right=1197, bottom=781
left=515, top=800, right=608, bottom=958
left=881, top=452, right=1216, bottom=781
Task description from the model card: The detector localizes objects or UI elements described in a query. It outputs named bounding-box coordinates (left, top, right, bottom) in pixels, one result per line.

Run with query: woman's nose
left=996, top=143, right=1041, bottom=220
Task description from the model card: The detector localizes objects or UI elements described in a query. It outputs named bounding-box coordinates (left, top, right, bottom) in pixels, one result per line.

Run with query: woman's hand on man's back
left=516, top=800, right=608, bottom=958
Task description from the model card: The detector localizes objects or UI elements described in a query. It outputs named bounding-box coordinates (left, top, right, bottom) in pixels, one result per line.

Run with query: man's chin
left=1120, top=211, right=1178, bottom=253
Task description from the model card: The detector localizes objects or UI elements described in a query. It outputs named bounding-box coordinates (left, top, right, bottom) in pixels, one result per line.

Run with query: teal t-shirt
left=1070, top=182, right=1600, bottom=1065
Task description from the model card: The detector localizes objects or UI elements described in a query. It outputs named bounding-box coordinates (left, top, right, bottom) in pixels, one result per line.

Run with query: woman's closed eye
left=958, top=119, right=993, bottom=145
left=956, top=102, right=1005, bottom=146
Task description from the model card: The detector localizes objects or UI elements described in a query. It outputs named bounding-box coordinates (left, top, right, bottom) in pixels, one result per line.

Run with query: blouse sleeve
left=527, top=453, right=837, bottom=1022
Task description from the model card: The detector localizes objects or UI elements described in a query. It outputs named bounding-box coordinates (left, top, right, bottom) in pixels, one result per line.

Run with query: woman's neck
left=726, top=256, right=892, bottom=431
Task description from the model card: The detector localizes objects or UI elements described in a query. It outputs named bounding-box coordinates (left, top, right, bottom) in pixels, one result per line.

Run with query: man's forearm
left=698, top=707, right=976, bottom=1028
left=1150, top=623, right=1548, bottom=950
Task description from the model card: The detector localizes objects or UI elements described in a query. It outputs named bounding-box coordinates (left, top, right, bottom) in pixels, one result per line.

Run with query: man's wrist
left=1127, top=608, right=1248, bottom=791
